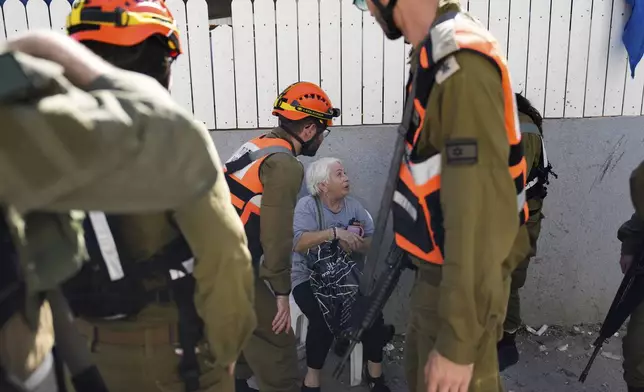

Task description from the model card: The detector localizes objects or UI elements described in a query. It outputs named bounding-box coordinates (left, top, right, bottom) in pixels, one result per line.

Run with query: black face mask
left=372, top=0, right=403, bottom=40
left=300, top=133, right=324, bottom=157
left=282, top=121, right=326, bottom=157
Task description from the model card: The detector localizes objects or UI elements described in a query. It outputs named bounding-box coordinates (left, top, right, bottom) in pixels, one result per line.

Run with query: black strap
left=313, top=196, right=325, bottom=231
left=224, top=152, right=253, bottom=174
left=173, top=275, right=203, bottom=392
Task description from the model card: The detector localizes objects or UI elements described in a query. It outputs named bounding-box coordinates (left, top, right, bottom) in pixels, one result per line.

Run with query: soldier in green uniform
left=225, top=82, right=339, bottom=392
left=617, top=160, right=644, bottom=392
left=0, top=31, right=232, bottom=392
left=57, top=0, right=257, bottom=391
left=498, top=93, right=556, bottom=371
left=357, top=0, right=531, bottom=390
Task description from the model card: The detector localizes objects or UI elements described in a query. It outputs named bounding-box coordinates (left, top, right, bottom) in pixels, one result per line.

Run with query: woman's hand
left=336, top=229, right=363, bottom=251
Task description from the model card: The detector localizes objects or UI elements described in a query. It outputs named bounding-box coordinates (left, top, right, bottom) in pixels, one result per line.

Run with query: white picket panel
left=487, top=0, right=509, bottom=58
left=564, top=0, right=592, bottom=117
left=544, top=0, right=572, bottom=118
left=468, top=0, right=489, bottom=28
left=341, top=1, right=362, bottom=125
left=187, top=0, right=216, bottom=129
left=4, top=0, right=640, bottom=125
left=49, top=0, right=71, bottom=33
left=298, top=0, right=320, bottom=86
left=25, top=0, right=50, bottom=30
left=253, top=0, right=278, bottom=128
left=404, top=42, right=412, bottom=83
left=232, top=0, right=258, bottom=128
left=525, top=0, right=551, bottom=114
left=3, top=0, right=28, bottom=39
left=623, top=65, right=644, bottom=116
left=276, top=0, right=298, bottom=92
left=383, top=37, right=405, bottom=123
left=320, top=0, right=342, bottom=123
left=362, top=15, right=384, bottom=125
left=0, top=6, right=6, bottom=42
left=507, top=0, right=530, bottom=94
left=603, top=0, right=628, bottom=116
left=211, top=26, right=237, bottom=129
left=166, top=0, right=193, bottom=114
left=584, top=0, right=613, bottom=117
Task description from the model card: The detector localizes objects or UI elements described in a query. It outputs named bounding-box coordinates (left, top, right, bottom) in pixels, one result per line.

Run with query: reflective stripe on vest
left=223, top=136, right=294, bottom=262
left=87, top=212, right=195, bottom=281
left=392, top=11, right=528, bottom=265
left=88, top=211, right=124, bottom=281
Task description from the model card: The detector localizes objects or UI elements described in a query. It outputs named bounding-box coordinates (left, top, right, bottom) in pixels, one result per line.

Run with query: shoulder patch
left=435, top=55, right=461, bottom=84
left=430, top=19, right=459, bottom=62
left=445, top=138, right=478, bottom=166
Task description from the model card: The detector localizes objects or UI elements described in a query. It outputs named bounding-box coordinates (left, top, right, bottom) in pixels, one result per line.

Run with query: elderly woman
left=291, top=157, right=391, bottom=392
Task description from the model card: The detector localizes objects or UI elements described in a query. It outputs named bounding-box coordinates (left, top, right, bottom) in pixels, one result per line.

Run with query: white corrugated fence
left=0, top=0, right=641, bottom=129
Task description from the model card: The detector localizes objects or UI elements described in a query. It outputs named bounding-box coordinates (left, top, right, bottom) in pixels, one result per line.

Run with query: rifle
left=333, top=50, right=418, bottom=381
left=333, top=246, right=410, bottom=379
left=579, top=250, right=644, bottom=383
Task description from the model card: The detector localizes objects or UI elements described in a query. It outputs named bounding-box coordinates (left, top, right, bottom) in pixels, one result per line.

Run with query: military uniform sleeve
left=617, top=214, right=644, bottom=256
left=425, top=52, right=520, bottom=364
left=522, top=133, right=542, bottom=175
left=259, top=153, right=304, bottom=295
left=172, top=149, right=256, bottom=368
left=0, top=53, right=218, bottom=214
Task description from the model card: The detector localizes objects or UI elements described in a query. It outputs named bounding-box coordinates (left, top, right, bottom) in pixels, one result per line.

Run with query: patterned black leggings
left=292, top=280, right=387, bottom=370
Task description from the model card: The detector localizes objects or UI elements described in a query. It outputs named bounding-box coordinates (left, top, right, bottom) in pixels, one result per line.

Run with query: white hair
left=306, top=157, right=343, bottom=196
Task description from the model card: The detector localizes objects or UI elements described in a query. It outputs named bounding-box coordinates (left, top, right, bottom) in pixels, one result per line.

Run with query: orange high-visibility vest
left=223, top=135, right=294, bottom=264
left=392, top=11, right=528, bottom=265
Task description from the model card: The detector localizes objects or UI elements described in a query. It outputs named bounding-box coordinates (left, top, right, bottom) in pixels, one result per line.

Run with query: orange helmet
left=272, top=82, right=341, bottom=127
left=66, top=0, right=182, bottom=59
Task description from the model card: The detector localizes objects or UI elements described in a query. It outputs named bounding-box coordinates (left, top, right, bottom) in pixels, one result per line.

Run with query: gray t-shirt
left=291, top=195, right=374, bottom=289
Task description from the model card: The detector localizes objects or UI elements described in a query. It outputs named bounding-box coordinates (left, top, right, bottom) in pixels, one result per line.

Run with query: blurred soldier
left=0, top=30, right=229, bottom=392
left=58, top=0, right=256, bottom=391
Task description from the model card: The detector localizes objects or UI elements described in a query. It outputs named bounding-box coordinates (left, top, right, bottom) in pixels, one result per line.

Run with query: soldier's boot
left=628, top=386, right=644, bottom=392
left=363, top=365, right=391, bottom=392
left=497, top=331, right=519, bottom=372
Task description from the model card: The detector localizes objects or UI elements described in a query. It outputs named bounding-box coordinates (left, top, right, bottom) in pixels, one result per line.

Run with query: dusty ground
left=263, top=323, right=629, bottom=392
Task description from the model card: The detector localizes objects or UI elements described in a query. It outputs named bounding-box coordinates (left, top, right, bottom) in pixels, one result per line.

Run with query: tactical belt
left=75, top=318, right=178, bottom=347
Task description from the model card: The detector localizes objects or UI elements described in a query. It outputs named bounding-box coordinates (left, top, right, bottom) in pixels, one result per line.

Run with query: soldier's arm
left=617, top=214, right=644, bottom=256
left=0, top=50, right=219, bottom=214
left=427, top=52, right=519, bottom=364
left=173, top=152, right=256, bottom=368
left=259, top=153, right=304, bottom=295
left=522, top=132, right=542, bottom=175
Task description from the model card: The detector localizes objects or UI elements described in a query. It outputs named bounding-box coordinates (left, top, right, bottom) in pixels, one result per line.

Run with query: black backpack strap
left=172, top=272, right=203, bottom=391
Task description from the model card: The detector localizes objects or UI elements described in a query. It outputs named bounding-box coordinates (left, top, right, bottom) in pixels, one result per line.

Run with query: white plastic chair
left=289, top=294, right=364, bottom=386
left=289, top=294, right=308, bottom=360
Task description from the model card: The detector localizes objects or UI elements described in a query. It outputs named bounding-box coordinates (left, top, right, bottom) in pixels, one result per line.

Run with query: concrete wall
left=211, top=115, right=644, bottom=329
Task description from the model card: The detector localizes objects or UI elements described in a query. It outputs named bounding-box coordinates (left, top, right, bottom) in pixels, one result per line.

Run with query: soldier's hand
left=620, top=254, right=634, bottom=274
left=6, top=30, right=114, bottom=88
left=226, top=362, right=236, bottom=377
left=272, top=295, right=291, bottom=335
left=424, top=349, right=473, bottom=392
